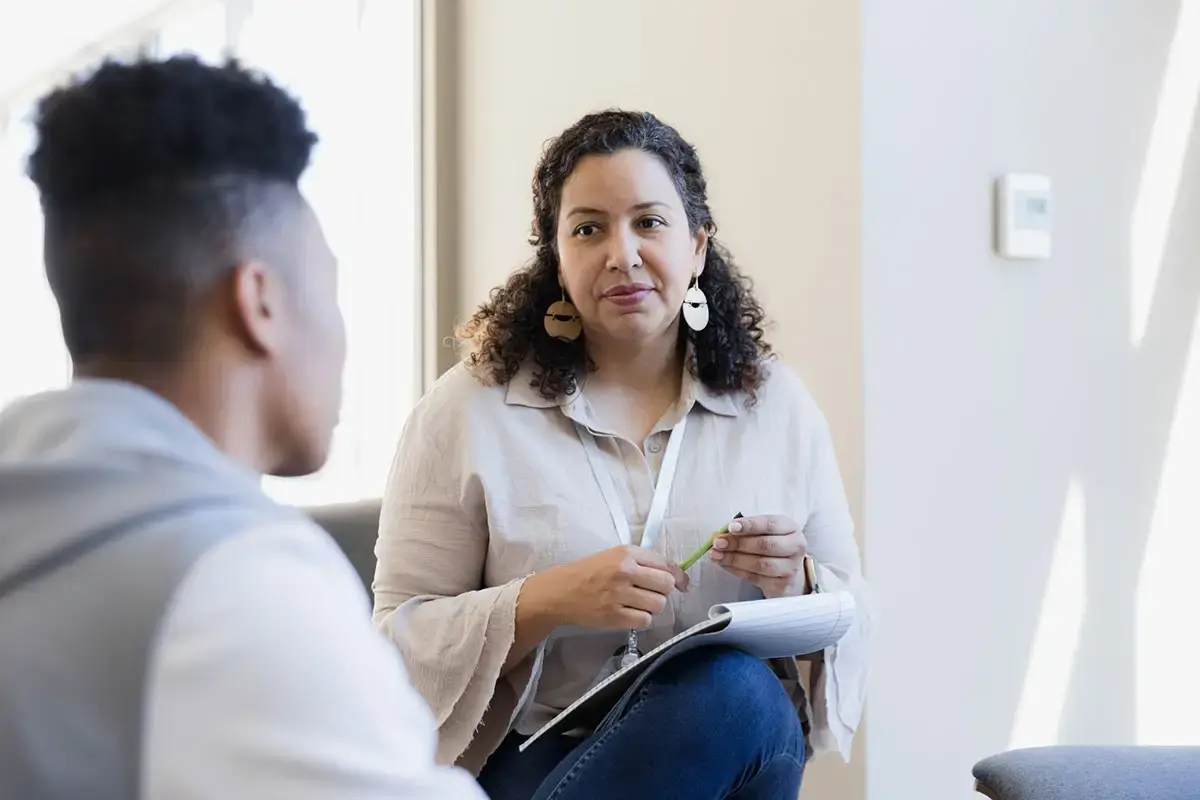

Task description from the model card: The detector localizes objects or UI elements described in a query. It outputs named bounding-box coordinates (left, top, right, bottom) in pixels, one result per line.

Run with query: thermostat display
left=995, top=174, right=1052, bottom=260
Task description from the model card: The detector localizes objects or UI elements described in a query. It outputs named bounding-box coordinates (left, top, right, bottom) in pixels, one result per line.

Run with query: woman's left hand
left=711, top=514, right=809, bottom=599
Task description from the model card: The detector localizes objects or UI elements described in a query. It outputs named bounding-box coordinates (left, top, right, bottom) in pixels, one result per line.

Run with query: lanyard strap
left=575, top=414, right=688, bottom=549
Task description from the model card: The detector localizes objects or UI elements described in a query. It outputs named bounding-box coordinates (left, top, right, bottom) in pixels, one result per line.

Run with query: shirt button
left=648, top=442, right=662, bottom=453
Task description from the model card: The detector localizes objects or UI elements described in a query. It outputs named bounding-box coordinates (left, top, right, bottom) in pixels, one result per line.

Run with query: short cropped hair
left=26, top=55, right=318, bottom=365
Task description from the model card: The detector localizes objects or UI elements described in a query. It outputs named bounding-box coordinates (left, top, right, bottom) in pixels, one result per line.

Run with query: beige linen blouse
left=373, top=357, right=871, bottom=776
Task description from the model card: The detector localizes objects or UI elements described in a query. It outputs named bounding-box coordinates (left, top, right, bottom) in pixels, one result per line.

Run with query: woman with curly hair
left=373, top=110, right=870, bottom=799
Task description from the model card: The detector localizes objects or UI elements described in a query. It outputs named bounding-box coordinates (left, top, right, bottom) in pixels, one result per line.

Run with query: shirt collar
left=502, top=350, right=741, bottom=420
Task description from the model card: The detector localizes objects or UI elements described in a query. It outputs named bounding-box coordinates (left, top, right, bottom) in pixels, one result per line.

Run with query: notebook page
left=519, top=591, right=856, bottom=751
left=700, top=591, right=855, bottom=660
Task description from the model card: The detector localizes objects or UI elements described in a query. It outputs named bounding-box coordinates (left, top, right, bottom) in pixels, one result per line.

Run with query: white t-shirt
left=141, top=519, right=486, bottom=799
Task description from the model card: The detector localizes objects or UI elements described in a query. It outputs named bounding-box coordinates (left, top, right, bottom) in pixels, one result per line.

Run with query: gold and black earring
left=544, top=288, right=582, bottom=342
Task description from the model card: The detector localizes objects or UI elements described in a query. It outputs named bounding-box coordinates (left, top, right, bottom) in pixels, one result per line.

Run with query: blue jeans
left=477, top=646, right=806, bottom=800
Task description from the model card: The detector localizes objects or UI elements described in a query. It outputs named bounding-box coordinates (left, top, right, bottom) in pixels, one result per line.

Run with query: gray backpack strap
left=0, top=495, right=234, bottom=602
left=0, top=498, right=274, bottom=800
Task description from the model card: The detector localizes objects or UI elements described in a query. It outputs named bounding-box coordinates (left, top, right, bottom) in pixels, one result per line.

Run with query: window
left=0, top=0, right=421, bottom=507
left=0, top=104, right=69, bottom=403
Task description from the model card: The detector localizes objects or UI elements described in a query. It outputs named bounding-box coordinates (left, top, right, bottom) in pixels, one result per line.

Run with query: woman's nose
left=604, top=228, right=641, bottom=272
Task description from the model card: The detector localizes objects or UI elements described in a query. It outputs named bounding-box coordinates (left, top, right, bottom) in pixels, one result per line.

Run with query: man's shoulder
left=129, top=485, right=324, bottom=581
left=147, top=513, right=378, bottom=727
left=142, top=512, right=489, bottom=799
left=169, top=510, right=365, bottom=618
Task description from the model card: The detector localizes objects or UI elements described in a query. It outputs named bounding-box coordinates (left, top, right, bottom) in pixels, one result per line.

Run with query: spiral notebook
left=519, top=590, right=856, bottom=752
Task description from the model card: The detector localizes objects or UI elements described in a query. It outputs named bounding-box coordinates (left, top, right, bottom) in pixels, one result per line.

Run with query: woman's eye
left=638, top=217, right=665, bottom=230
left=574, top=224, right=598, bottom=237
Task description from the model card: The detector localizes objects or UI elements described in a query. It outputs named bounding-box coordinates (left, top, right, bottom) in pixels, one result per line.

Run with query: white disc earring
left=682, top=274, right=709, bottom=332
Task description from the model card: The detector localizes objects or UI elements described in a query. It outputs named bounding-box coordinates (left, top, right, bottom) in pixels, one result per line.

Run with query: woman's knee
left=648, top=646, right=801, bottom=743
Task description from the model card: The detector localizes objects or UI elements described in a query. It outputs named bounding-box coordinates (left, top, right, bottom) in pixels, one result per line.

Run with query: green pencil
left=680, top=513, right=743, bottom=572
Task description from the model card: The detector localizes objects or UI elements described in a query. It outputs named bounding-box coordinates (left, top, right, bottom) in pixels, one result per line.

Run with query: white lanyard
left=575, top=414, right=688, bottom=549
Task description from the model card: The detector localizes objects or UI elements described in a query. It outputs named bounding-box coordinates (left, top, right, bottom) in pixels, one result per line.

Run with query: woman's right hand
left=520, top=546, right=689, bottom=632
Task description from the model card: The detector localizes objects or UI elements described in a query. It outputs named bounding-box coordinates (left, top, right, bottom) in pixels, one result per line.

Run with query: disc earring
left=544, top=289, right=582, bottom=341
left=682, top=273, right=709, bottom=332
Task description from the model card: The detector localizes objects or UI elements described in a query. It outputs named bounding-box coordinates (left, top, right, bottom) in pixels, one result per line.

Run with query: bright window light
left=0, top=0, right=421, bottom=508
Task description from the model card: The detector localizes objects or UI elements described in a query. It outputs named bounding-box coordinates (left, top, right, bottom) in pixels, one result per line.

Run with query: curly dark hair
left=457, top=109, right=771, bottom=401
left=27, top=55, right=317, bottom=365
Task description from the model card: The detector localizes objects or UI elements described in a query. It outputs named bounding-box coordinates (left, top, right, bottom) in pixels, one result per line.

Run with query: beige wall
left=423, top=1, right=864, bottom=797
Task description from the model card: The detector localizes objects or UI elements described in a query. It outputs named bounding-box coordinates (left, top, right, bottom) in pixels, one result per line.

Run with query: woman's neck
left=585, top=328, right=684, bottom=395
left=582, top=329, right=685, bottom=444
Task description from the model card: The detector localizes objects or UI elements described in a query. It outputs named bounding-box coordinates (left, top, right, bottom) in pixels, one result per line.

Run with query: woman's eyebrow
left=563, top=201, right=671, bottom=219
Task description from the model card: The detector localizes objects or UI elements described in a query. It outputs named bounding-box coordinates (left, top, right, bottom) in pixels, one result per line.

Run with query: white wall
left=863, top=1, right=1200, bottom=797
left=439, top=1, right=865, bottom=797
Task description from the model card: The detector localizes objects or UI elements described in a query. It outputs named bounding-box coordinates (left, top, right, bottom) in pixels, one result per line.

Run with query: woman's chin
left=592, top=317, right=666, bottom=346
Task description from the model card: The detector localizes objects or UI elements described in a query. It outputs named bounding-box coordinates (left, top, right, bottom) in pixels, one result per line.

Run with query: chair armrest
left=973, top=746, right=1200, bottom=800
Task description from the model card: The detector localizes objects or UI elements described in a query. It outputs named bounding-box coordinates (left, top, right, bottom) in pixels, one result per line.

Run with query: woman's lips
left=603, top=285, right=653, bottom=307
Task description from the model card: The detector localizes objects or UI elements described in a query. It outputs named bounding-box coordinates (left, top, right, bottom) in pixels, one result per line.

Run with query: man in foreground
left=0, top=55, right=485, bottom=799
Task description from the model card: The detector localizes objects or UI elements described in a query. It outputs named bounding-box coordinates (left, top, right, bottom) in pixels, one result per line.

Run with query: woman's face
left=554, top=149, right=707, bottom=347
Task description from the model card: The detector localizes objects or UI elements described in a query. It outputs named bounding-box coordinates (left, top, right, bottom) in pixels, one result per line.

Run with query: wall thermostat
left=995, top=173, right=1052, bottom=260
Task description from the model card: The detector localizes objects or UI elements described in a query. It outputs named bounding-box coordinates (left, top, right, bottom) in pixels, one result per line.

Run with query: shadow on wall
left=863, top=0, right=1200, bottom=796
left=1007, top=0, right=1200, bottom=752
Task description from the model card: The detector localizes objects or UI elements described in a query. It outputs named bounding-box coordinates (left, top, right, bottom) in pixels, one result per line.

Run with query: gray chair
left=303, top=499, right=382, bottom=595
left=973, top=746, right=1200, bottom=799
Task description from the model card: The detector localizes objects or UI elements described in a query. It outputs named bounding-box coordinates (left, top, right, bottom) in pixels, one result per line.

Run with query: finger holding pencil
left=710, top=513, right=809, bottom=599
left=680, top=513, right=744, bottom=572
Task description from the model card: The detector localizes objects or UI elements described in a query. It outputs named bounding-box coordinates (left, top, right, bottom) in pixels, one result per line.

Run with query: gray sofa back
left=303, top=500, right=381, bottom=596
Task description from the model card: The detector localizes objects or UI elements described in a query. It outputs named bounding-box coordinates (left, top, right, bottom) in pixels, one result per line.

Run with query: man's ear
left=230, top=260, right=286, bottom=356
